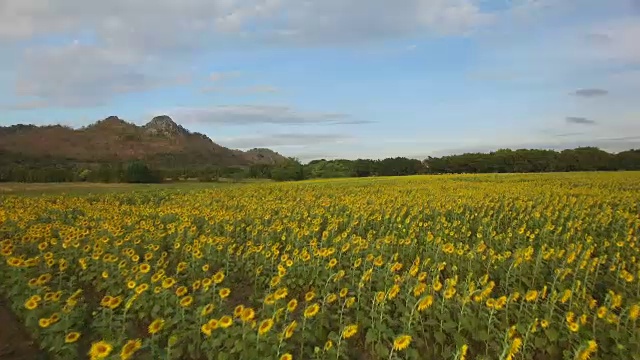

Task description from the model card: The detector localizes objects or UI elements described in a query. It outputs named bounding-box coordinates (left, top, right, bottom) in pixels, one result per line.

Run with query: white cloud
left=163, top=105, right=368, bottom=125
left=13, top=43, right=185, bottom=107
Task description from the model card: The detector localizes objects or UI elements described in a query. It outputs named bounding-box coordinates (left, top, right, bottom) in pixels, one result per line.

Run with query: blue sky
left=1, top=0, right=639, bottom=161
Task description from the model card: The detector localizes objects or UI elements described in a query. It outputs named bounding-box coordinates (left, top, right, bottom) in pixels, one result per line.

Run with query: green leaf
left=442, top=322, right=457, bottom=331
left=434, top=331, right=446, bottom=344
left=534, top=336, right=547, bottom=349
left=365, top=329, right=377, bottom=344
left=375, top=343, right=389, bottom=358
left=545, top=328, right=559, bottom=342
left=475, top=330, right=491, bottom=342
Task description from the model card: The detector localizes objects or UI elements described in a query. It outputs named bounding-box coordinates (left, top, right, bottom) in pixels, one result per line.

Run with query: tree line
left=0, top=147, right=638, bottom=183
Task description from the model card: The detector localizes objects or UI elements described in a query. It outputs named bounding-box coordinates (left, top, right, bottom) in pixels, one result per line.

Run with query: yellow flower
left=162, top=277, right=176, bottom=289
left=176, top=294, right=193, bottom=307
left=120, top=339, right=142, bottom=360
left=287, top=299, right=298, bottom=312
left=568, top=321, right=579, bottom=332
left=280, top=354, right=293, bottom=360
left=88, top=341, right=113, bottom=360
left=417, top=295, right=434, bottom=311
left=201, top=323, right=212, bottom=336
left=393, top=334, right=412, bottom=351
left=64, top=332, right=81, bottom=343
left=597, top=306, right=607, bottom=319
left=629, top=304, right=640, bottom=320
left=258, top=318, right=274, bottom=335
left=206, top=319, right=219, bottom=330
left=148, top=318, right=165, bottom=335
left=219, top=315, right=233, bottom=328
left=303, top=303, right=320, bottom=318
left=342, top=324, right=358, bottom=339
left=282, top=320, right=297, bottom=339
left=213, top=271, right=225, bottom=284
left=38, top=318, right=51, bottom=328
left=219, top=288, right=231, bottom=299
left=201, top=303, right=214, bottom=317
left=24, top=299, right=38, bottom=310
left=241, top=307, right=256, bottom=322
left=176, top=286, right=188, bottom=297
left=525, top=290, right=538, bottom=302
left=339, top=288, right=349, bottom=298
left=305, top=291, right=316, bottom=302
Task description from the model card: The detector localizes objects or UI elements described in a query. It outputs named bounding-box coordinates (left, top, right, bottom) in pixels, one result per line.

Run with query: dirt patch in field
left=0, top=298, right=44, bottom=360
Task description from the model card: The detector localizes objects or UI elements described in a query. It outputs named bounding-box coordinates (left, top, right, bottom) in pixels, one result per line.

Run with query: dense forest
left=0, top=147, right=639, bottom=183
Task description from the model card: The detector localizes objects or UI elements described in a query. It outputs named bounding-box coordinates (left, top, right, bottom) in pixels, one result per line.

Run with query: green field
left=1, top=172, right=639, bottom=360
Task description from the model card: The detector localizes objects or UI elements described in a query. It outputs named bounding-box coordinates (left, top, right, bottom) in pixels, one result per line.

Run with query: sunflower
left=108, top=296, right=123, bottom=309
left=339, top=288, right=349, bottom=298
left=393, top=334, right=412, bottom=351
left=304, top=291, right=316, bottom=302
left=341, top=324, right=358, bottom=339
left=219, top=288, right=231, bottom=299
left=162, top=277, right=176, bottom=289
left=286, top=299, right=298, bottom=312
left=175, top=286, right=188, bottom=297
left=525, top=290, right=538, bottom=302
left=139, top=264, right=151, bottom=273
left=241, top=307, right=256, bottom=322
left=148, top=318, right=165, bottom=335
left=282, top=320, right=297, bottom=339
left=417, top=295, right=434, bottom=311
left=201, top=303, right=214, bottom=317
left=264, top=294, right=276, bottom=305
left=324, top=339, right=333, bottom=351
left=596, top=306, right=607, bottom=319
left=38, top=318, right=51, bottom=328
left=234, top=305, right=245, bottom=318
left=208, top=319, right=220, bottom=329
left=127, top=281, right=136, bottom=289
left=24, top=299, right=38, bottom=310
left=135, top=283, right=149, bottom=294
left=201, top=323, right=212, bottom=336
left=100, top=295, right=112, bottom=307
left=345, top=297, right=356, bottom=308
left=213, top=271, right=225, bottom=284
left=326, top=293, right=338, bottom=304
left=444, top=287, right=456, bottom=300
left=387, top=285, right=400, bottom=299
left=120, top=339, right=142, bottom=360
left=275, top=287, right=288, bottom=300
left=568, top=321, right=579, bottom=332
left=258, top=318, right=274, bottom=335
left=219, top=316, right=233, bottom=328
left=413, top=282, right=427, bottom=297
left=179, top=295, right=193, bottom=308
left=279, top=354, right=293, bottom=360
left=64, top=331, right=81, bottom=343
left=303, top=303, right=320, bottom=318
left=88, top=341, right=113, bottom=360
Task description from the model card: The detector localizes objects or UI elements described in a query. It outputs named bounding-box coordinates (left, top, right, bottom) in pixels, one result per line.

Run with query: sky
left=0, top=0, right=639, bottom=161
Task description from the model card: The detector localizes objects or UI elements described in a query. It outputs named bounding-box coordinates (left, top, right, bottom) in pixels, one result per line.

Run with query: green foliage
left=123, top=161, right=162, bottom=183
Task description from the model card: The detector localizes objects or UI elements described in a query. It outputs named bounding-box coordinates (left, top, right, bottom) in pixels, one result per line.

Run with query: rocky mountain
left=0, top=115, right=287, bottom=168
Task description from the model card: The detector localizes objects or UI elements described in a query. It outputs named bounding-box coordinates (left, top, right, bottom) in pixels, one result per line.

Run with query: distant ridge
left=0, top=115, right=287, bottom=168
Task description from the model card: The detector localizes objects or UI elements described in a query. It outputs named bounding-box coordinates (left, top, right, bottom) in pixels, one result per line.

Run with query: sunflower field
left=1, top=172, right=639, bottom=360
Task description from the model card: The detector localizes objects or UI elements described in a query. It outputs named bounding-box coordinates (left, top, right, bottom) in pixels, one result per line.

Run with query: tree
left=123, top=161, right=161, bottom=183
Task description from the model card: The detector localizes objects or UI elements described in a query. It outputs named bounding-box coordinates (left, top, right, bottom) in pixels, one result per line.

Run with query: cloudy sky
left=1, top=0, right=639, bottom=161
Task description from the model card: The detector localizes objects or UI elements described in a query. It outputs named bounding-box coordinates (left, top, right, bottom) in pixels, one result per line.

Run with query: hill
left=0, top=115, right=287, bottom=170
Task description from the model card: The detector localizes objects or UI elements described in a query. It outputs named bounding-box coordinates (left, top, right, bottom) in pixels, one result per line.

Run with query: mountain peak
left=144, top=115, right=188, bottom=138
